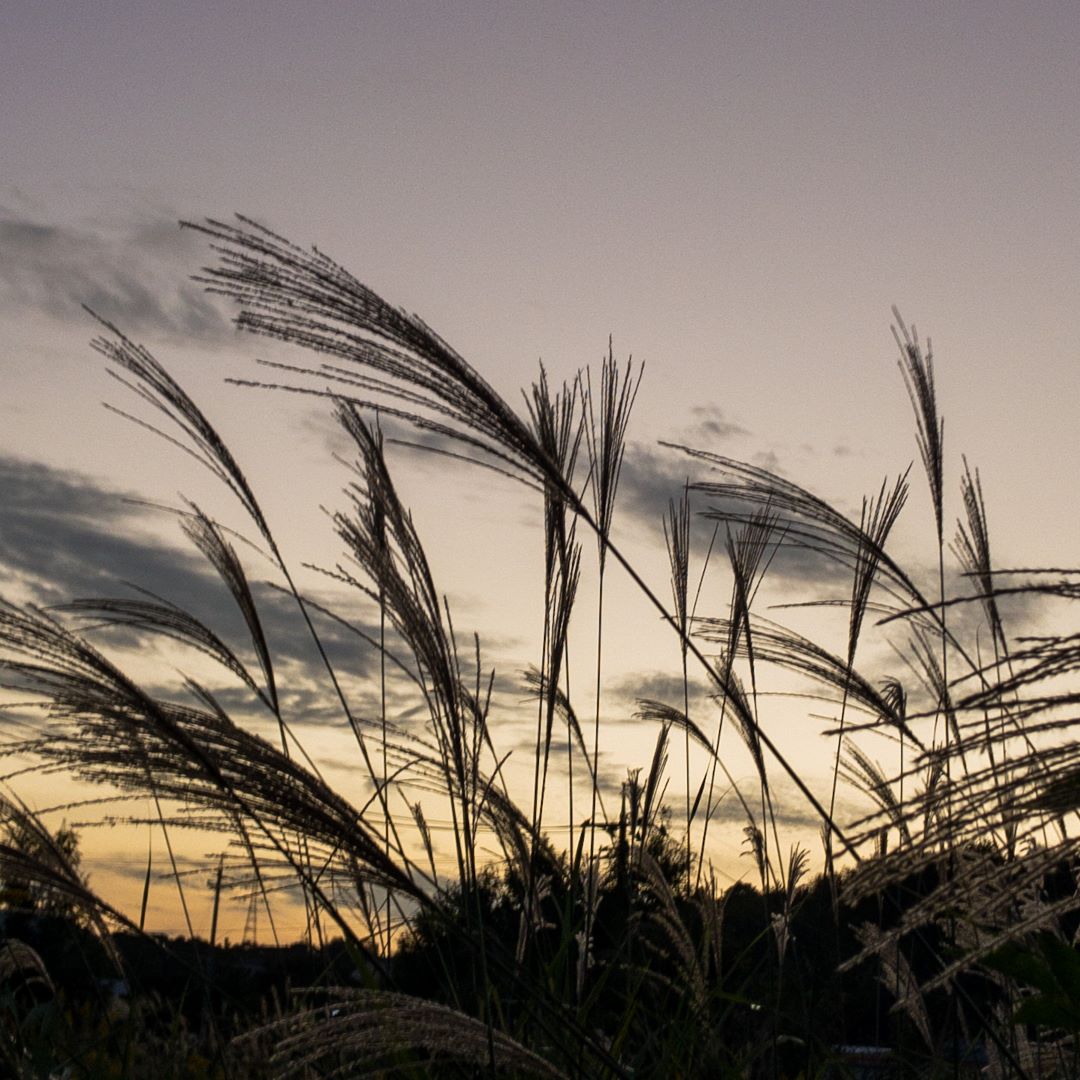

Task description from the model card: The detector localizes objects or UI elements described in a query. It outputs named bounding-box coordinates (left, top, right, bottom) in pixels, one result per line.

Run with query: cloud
left=0, top=455, right=392, bottom=720
left=613, top=442, right=852, bottom=594
left=0, top=454, right=571, bottom=755
left=606, top=668, right=713, bottom=707
left=751, top=449, right=780, bottom=473
left=614, top=442, right=701, bottom=532
left=0, top=455, right=203, bottom=606
left=686, top=405, right=750, bottom=442
left=700, top=784, right=825, bottom=834
left=616, top=441, right=793, bottom=537
left=896, top=563, right=1050, bottom=654
left=0, top=210, right=233, bottom=343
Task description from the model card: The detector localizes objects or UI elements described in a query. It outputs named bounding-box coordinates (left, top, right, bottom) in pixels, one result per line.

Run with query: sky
left=1, top=1, right=1078, bottom=939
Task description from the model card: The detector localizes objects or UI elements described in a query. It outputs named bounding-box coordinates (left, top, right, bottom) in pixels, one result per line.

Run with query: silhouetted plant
left=0, top=216, right=1075, bottom=1077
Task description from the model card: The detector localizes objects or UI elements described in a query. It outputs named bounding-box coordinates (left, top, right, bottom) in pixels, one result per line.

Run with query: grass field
left=1, top=217, right=1078, bottom=1077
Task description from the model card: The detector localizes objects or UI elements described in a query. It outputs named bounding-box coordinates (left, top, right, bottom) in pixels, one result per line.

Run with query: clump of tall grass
left=0, top=215, right=1076, bottom=1076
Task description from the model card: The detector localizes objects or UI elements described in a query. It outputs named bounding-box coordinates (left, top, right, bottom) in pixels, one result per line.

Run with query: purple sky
left=4, top=2, right=1077, bottom=538
left=1, top=1, right=1078, bottom=934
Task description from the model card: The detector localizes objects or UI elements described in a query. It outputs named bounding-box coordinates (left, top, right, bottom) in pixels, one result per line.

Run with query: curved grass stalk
left=186, top=215, right=865, bottom=862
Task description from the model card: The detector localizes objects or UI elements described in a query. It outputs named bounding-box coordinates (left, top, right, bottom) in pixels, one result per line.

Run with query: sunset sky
left=1, top=2, right=1078, bottom=938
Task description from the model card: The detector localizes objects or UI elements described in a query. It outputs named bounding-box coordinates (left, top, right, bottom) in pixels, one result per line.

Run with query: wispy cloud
left=0, top=210, right=232, bottom=342
left=686, top=404, right=750, bottom=442
left=606, top=668, right=713, bottom=708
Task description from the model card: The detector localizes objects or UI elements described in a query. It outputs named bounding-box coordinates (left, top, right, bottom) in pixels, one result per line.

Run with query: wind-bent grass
left=0, top=216, right=1076, bottom=1077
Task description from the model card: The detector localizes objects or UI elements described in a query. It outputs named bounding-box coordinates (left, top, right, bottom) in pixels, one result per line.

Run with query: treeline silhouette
left=5, top=839, right=1066, bottom=1076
